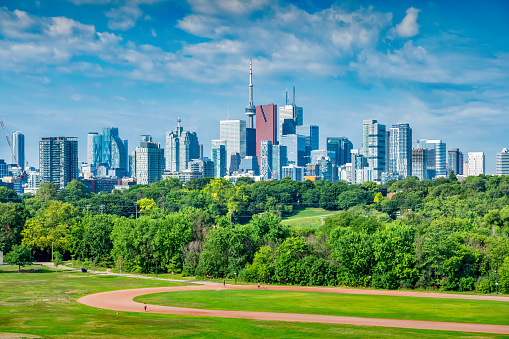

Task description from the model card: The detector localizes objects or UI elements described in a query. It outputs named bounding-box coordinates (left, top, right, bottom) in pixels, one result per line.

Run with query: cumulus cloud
left=392, top=7, right=420, bottom=38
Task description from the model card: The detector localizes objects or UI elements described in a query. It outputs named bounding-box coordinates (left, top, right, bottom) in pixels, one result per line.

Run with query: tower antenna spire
left=293, top=86, right=295, bottom=106
left=285, top=87, right=288, bottom=105
left=245, top=58, right=256, bottom=128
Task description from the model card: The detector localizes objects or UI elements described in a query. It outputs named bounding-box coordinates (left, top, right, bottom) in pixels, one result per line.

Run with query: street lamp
left=495, top=270, right=498, bottom=294
left=234, top=271, right=237, bottom=284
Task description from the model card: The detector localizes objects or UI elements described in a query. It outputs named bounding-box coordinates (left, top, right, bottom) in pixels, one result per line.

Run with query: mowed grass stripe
left=136, top=289, right=509, bottom=326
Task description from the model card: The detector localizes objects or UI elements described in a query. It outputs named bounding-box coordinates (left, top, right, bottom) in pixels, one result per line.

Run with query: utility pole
left=51, top=242, right=53, bottom=262
left=135, top=202, right=138, bottom=219
left=228, top=209, right=234, bottom=222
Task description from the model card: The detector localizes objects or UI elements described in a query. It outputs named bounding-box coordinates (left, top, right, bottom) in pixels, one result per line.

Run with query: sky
left=0, top=0, right=508, bottom=174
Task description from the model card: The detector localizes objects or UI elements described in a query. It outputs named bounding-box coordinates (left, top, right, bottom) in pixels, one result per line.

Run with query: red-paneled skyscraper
left=256, top=104, right=277, bottom=166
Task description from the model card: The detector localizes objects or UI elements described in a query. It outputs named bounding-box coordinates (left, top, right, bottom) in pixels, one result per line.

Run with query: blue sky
left=0, top=0, right=508, bottom=174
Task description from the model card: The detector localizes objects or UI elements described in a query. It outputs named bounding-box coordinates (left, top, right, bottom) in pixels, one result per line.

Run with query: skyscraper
left=39, top=137, right=78, bottom=188
left=211, top=140, right=227, bottom=178
left=362, top=120, right=386, bottom=181
left=12, top=131, right=25, bottom=169
left=326, top=137, right=353, bottom=166
left=296, top=125, right=319, bottom=164
left=280, top=134, right=306, bottom=167
left=419, top=140, right=446, bottom=178
left=278, top=87, right=303, bottom=141
left=496, top=148, right=509, bottom=175
left=87, top=128, right=128, bottom=174
left=468, top=152, right=485, bottom=176
left=260, top=140, right=273, bottom=179
left=256, top=104, right=277, bottom=166
left=447, top=148, right=464, bottom=175
left=388, top=123, right=412, bottom=178
left=87, top=132, right=98, bottom=165
left=272, top=144, right=287, bottom=180
left=135, top=135, right=164, bottom=185
left=412, top=148, right=428, bottom=180
left=220, top=119, right=246, bottom=170
left=165, top=118, right=200, bottom=172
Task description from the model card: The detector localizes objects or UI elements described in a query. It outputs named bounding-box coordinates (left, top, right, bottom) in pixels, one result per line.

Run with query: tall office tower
left=246, top=128, right=256, bottom=157
left=468, top=152, right=485, bottom=176
left=317, top=157, right=334, bottom=182
left=211, top=140, right=227, bottom=178
left=0, top=159, right=9, bottom=177
left=272, top=144, right=287, bottom=180
left=311, top=150, right=335, bottom=164
left=220, top=119, right=246, bottom=170
left=87, top=132, right=98, bottom=165
left=245, top=59, right=256, bottom=129
left=388, top=123, right=412, bottom=178
left=280, top=134, right=306, bottom=167
left=296, top=125, right=319, bottom=164
left=229, top=152, right=241, bottom=174
left=12, top=131, right=25, bottom=169
left=260, top=140, right=273, bottom=179
left=256, top=104, right=277, bottom=164
left=412, top=148, right=428, bottom=180
left=39, top=137, right=78, bottom=189
left=123, top=140, right=129, bottom=175
left=326, top=137, right=353, bottom=166
left=362, top=120, right=386, bottom=181
left=278, top=87, right=303, bottom=141
left=282, top=164, right=304, bottom=181
left=447, top=148, right=464, bottom=175
left=239, top=156, right=259, bottom=175
left=420, top=140, right=446, bottom=178
left=135, top=135, right=164, bottom=185
left=496, top=148, right=509, bottom=175
left=202, top=159, right=214, bottom=178
left=165, top=118, right=200, bottom=172
left=281, top=118, right=296, bottom=136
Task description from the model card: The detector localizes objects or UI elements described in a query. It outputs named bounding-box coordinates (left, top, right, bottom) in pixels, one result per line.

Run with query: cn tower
left=245, top=58, right=256, bottom=128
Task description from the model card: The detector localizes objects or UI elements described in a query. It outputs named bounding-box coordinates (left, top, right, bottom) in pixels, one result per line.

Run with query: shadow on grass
left=0, top=266, right=55, bottom=274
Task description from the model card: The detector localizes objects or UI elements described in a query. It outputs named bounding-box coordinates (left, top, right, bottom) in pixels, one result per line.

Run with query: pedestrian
left=223, top=279, right=225, bottom=287
left=257, top=281, right=260, bottom=289
left=144, top=303, right=147, bottom=312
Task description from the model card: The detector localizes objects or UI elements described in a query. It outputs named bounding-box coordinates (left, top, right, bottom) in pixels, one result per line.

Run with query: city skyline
left=0, top=0, right=508, bottom=174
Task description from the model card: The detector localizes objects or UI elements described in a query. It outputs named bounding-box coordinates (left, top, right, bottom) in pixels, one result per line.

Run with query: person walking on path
left=223, top=279, right=225, bottom=287
left=144, top=303, right=147, bottom=312
left=257, top=282, right=260, bottom=289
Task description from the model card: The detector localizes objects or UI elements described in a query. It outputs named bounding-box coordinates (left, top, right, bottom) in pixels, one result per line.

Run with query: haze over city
left=0, top=0, right=508, bottom=174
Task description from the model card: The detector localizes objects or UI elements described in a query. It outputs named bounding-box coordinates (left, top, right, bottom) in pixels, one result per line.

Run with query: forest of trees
left=1, top=173, right=509, bottom=293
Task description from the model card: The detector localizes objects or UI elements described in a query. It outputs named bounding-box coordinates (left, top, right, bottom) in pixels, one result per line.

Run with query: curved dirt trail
left=77, top=284, right=509, bottom=335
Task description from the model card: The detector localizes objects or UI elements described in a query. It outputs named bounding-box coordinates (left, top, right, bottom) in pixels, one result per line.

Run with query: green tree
left=4, top=244, right=32, bottom=272
left=0, top=186, right=22, bottom=203
left=35, top=182, right=59, bottom=202
left=243, top=245, right=275, bottom=282
left=59, top=180, right=92, bottom=203
left=0, top=203, right=30, bottom=253
left=337, top=190, right=372, bottom=210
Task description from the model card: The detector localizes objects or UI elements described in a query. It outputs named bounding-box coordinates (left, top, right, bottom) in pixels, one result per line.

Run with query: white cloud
left=393, top=7, right=420, bottom=38
left=106, top=4, right=142, bottom=31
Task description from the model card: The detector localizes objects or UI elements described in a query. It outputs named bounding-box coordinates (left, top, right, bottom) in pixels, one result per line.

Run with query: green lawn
left=137, top=289, right=509, bottom=326
left=0, top=266, right=506, bottom=338
left=281, top=207, right=341, bottom=228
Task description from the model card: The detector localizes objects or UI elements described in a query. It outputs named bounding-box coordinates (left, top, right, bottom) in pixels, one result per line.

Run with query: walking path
left=77, top=284, right=509, bottom=335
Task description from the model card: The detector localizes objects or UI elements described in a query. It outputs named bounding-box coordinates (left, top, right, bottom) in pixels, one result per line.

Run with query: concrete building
left=278, top=87, right=303, bottom=141
left=271, top=144, right=288, bottom=180
left=468, top=152, right=485, bottom=176
left=39, top=137, right=78, bottom=188
left=239, top=156, right=259, bottom=176
left=496, top=148, right=509, bottom=175
left=282, top=164, right=304, bottom=182
left=135, top=135, right=164, bottom=185
left=419, top=139, right=446, bottom=179
left=362, top=119, right=386, bottom=181
left=412, top=148, right=428, bottom=181
left=280, top=134, right=306, bottom=167
left=260, top=140, right=273, bottom=179
left=296, top=125, right=319, bottom=164
left=388, top=123, right=412, bottom=178
left=165, top=118, right=200, bottom=172
left=0, top=159, right=9, bottom=178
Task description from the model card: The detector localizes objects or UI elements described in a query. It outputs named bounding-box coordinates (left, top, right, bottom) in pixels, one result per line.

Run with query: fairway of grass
left=136, top=289, right=509, bottom=326
left=281, top=207, right=341, bottom=228
left=0, top=266, right=507, bottom=338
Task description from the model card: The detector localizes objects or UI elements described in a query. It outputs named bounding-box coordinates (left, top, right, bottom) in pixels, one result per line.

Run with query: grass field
left=281, top=207, right=341, bottom=228
left=137, top=289, right=509, bottom=326
left=0, top=266, right=507, bottom=338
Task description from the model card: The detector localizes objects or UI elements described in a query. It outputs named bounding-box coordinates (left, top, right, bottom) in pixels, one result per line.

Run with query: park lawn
left=0, top=266, right=506, bottom=338
left=281, top=207, right=341, bottom=228
left=137, top=289, right=509, bottom=326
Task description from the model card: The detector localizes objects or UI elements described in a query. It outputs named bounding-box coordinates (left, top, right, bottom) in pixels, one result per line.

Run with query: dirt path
left=77, top=284, right=509, bottom=335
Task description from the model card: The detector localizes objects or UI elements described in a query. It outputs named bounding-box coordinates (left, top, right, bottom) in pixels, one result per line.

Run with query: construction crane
left=0, top=119, right=26, bottom=180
